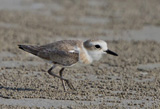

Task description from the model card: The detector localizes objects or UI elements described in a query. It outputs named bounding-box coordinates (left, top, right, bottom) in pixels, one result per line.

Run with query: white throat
left=87, top=50, right=103, bottom=61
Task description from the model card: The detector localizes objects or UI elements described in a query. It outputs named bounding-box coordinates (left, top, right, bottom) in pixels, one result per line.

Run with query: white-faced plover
left=18, top=39, right=118, bottom=91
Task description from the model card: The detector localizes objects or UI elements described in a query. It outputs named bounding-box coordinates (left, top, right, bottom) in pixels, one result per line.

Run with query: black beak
left=105, top=49, right=118, bottom=56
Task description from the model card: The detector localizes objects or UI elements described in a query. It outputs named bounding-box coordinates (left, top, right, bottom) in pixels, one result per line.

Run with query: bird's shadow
left=0, top=85, right=36, bottom=99
left=0, top=86, right=36, bottom=91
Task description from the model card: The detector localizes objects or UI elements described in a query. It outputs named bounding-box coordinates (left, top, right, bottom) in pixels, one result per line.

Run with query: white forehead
left=91, top=40, right=108, bottom=50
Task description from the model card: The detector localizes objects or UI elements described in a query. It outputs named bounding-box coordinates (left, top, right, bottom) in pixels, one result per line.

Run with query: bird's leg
left=48, top=65, right=67, bottom=81
left=65, top=80, right=76, bottom=90
left=59, top=68, right=76, bottom=91
left=48, top=66, right=75, bottom=91
left=59, top=68, right=66, bottom=91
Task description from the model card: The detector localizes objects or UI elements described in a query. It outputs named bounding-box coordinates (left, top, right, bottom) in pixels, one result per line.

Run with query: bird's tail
left=18, top=45, right=39, bottom=56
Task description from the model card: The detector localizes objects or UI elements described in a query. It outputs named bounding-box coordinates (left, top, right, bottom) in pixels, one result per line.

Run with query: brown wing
left=19, top=40, right=82, bottom=66
left=37, top=40, right=82, bottom=66
left=38, top=49, right=79, bottom=66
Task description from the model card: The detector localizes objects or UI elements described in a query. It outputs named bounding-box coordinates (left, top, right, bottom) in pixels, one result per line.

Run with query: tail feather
left=18, top=45, right=39, bottom=56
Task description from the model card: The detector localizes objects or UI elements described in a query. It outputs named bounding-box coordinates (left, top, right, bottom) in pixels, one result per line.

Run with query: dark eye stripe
left=95, top=45, right=101, bottom=48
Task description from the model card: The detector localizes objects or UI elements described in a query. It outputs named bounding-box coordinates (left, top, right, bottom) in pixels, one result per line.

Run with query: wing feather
left=36, top=40, right=82, bottom=66
left=38, top=49, right=79, bottom=66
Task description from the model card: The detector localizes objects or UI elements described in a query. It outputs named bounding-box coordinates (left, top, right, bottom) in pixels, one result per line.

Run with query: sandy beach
left=0, top=0, right=160, bottom=108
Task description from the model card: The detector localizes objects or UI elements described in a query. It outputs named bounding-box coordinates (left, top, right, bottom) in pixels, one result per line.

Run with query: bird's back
left=19, top=40, right=82, bottom=66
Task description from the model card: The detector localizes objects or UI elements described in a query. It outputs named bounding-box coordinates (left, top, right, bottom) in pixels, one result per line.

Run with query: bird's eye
left=95, top=45, right=101, bottom=49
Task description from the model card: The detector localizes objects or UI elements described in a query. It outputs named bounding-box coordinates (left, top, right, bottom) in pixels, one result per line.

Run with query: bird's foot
left=65, top=80, right=76, bottom=91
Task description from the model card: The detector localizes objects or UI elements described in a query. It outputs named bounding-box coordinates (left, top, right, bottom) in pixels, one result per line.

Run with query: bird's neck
left=79, top=46, right=93, bottom=64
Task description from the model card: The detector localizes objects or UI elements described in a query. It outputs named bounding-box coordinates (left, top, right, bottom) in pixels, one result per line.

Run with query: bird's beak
left=105, top=49, right=118, bottom=56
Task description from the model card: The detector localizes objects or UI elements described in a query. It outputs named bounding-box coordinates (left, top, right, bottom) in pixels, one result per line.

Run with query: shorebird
left=18, top=39, right=118, bottom=91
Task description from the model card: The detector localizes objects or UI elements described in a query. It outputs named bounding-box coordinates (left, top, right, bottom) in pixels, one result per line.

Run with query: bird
left=18, top=39, right=118, bottom=91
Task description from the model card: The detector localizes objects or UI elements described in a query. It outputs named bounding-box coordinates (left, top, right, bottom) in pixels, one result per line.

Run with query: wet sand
left=0, top=0, right=160, bottom=108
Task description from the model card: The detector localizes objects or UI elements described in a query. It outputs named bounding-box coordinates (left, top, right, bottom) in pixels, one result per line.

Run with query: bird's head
left=83, top=39, right=118, bottom=61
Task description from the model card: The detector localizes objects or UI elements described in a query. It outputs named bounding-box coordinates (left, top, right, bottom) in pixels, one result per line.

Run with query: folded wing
left=38, top=49, right=79, bottom=66
left=19, top=40, right=81, bottom=66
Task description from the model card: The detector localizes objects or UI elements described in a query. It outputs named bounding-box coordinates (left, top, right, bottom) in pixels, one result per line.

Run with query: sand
left=0, top=0, right=160, bottom=108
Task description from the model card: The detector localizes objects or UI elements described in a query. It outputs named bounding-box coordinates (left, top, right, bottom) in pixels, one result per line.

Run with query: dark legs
left=48, top=66, right=67, bottom=81
left=59, top=68, right=66, bottom=91
left=48, top=65, right=75, bottom=91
